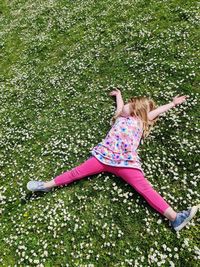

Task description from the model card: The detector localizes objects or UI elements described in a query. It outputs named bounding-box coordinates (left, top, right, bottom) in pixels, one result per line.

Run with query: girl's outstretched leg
left=106, top=166, right=176, bottom=218
left=44, top=156, right=106, bottom=189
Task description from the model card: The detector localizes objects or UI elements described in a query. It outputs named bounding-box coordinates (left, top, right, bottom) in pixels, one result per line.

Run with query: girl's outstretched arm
left=109, top=88, right=124, bottom=116
left=148, top=95, right=189, bottom=121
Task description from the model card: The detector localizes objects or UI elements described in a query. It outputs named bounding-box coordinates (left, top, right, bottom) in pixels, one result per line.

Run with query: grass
left=0, top=0, right=199, bottom=266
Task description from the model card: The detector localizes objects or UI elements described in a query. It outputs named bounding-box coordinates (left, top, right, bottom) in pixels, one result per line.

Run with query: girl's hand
left=109, top=88, right=121, bottom=97
left=172, top=95, right=189, bottom=106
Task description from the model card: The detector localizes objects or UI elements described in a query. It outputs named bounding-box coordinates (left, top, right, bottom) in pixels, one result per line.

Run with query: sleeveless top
left=90, top=115, right=145, bottom=176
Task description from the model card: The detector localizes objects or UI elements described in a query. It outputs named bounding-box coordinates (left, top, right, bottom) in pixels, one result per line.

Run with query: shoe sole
left=174, top=204, right=200, bottom=231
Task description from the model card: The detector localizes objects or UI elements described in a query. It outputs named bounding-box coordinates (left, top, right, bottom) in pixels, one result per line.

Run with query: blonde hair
left=110, top=96, right=159, bottom=140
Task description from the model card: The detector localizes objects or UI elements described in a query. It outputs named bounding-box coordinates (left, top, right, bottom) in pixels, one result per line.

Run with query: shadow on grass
left=21, top=190, right=55, bottom=204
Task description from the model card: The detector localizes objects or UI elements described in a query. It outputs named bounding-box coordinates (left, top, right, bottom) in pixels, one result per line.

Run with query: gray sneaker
left=27, top=180, right=52, bottom=192
left=169, top=204, right=200, bottom=231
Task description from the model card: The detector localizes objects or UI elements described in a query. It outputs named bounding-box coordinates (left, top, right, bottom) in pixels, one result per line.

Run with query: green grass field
left=0, top=0, right=199, bottom=266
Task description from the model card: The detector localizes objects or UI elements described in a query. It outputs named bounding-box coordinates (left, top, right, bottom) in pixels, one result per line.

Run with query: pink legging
left=53, top=156, right=170, bottom=215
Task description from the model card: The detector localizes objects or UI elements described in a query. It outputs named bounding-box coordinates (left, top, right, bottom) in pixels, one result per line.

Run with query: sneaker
left=27, top=180, right=52, bottom=192
left=169, top=204, right=200, bottom=231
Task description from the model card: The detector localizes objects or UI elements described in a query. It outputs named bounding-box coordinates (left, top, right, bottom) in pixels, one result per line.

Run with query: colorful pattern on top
left=90, top=115, right=145, bottom=175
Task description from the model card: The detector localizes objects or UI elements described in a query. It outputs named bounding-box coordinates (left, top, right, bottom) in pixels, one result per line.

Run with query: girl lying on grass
left=27, top=88, right=199, bottom=231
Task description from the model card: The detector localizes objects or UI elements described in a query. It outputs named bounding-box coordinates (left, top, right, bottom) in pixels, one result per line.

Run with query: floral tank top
left=90, top=115, right=145, bottom=176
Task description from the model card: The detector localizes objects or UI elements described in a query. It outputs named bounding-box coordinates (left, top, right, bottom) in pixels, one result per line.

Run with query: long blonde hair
left=110, top=96, right=159, bottom=140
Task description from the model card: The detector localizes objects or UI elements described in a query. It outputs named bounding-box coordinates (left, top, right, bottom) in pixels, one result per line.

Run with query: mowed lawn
left=0, top=0, right=199, bottom=266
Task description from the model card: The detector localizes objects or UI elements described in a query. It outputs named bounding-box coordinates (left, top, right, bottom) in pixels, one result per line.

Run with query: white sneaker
left=27, top=180, right=52, bottom=192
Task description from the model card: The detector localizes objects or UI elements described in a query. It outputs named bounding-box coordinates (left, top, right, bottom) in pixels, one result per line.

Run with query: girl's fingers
left=174, top=95, right=189, bottom=99
left=109, top=92, right=117, bottom=96
left=178, top=96, right=186, bottom=100
left=109, top=89, right=120, bottom=96
left=173, top=95, right=189, bottom=105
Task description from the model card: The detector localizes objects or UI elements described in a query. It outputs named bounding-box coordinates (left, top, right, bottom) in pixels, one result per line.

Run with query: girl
left=27, top=89, right=199, bottom=231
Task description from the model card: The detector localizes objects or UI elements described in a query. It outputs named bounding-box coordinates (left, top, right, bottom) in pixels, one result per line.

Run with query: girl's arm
left=148, top=102, right=175, bottom=120
left=109, top=88, right=124, bottom=115
left=148, top=95, right=189, bottom=121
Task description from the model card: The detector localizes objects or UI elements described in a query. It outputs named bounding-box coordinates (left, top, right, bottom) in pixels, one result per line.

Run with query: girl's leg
left=105, top=166, right=177, bottom=220
left=44, top=156, right=107, bottom=188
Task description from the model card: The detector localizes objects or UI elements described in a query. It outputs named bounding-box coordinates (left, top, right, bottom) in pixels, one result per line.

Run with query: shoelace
left=178, top=211, right=190, bottom=221
left=182, top=209, right=191, bottom=217
left=38, top=181, right=45, bottom=188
